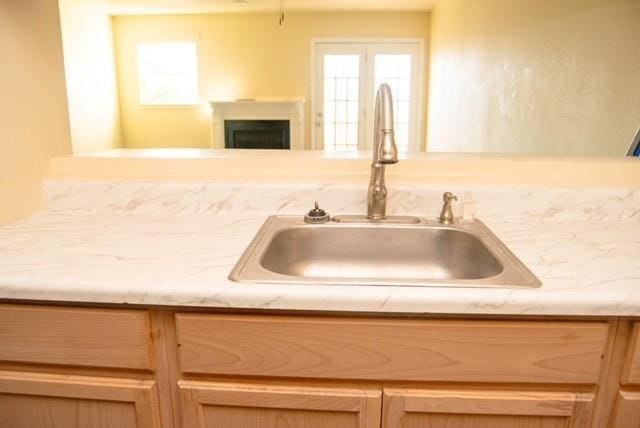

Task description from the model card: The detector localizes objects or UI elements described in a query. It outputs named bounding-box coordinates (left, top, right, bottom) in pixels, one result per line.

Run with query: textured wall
left=427, top=0, right=640, bottom=155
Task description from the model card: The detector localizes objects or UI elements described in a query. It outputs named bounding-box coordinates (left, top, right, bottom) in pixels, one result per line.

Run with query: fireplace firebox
left=224, top=120, right=290, bottom=149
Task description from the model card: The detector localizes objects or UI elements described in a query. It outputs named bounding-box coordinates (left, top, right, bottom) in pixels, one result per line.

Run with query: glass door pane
left=322, top=54, right=360, bottom=153
left=374, top=54, right=413, bottom=153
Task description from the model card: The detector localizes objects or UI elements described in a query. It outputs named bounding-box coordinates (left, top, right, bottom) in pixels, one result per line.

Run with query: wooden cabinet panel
left=176, top=314, right=608, bottom=383
left=178, top=381, right=381, bottom=428
left=0, top=304, right=152, bottom=370
left=0, top=370, right=161, bottom=428
left=610, top=391, right=640, bottom=428
left=0, top=394, right=137, bottom=428
left=382, top=388, right=594, bottom=428
left=622, top=323, right=640, bottom=385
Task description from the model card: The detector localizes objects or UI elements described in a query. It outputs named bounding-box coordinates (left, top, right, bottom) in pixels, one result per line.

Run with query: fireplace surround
left=209, top=99, right=304, bottom=150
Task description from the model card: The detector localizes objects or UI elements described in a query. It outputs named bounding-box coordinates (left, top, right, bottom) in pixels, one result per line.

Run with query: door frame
left=310, top=37, right=425, bottom=151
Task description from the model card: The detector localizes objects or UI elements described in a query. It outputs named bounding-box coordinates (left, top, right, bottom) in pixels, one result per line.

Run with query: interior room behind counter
left=58, top=0, right=640, bottom=157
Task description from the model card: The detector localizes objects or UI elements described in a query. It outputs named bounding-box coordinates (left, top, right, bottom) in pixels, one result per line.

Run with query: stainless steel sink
left=229, top=216, right=541, bottom=288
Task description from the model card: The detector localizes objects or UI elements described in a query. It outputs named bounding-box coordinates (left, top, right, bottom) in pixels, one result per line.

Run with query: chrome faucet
left=367, top=83, right=398, bottom=219
left=332, top=84, right=417, bottom=224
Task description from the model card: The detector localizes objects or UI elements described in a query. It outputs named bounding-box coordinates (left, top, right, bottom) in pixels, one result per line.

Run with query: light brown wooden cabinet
left=174, top=314, right=608, bottom=384
left=178, top=381, right=381, bottom=428
left=382, top=388, right=594, bottom=428
left=0, top=370, right=161, bottom=428
left=622, top=324, right=640, bottom=385
left=0, top=304, right=153, bottom=370
left=1, top=304, right=640, bottom=427
left=611, top=323, right=640, bottom=428
left=0, top=304, right=163, bottom=428
left=610, top=391, right=640, bottom=428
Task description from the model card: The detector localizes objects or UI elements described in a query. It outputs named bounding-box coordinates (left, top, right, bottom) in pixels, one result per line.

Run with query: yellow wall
left=0, top=0, right=72, bottom=224
left=427, top=0, right=640, bottom=155
left=112, top=12, right=431, bottom=149
left=59, top=0, right=123, bottom=153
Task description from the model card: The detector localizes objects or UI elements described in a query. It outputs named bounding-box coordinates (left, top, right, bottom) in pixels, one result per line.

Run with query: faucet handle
left=443, top=192, right=458, bottom=203
left=439, top=192, right=458, bottom=224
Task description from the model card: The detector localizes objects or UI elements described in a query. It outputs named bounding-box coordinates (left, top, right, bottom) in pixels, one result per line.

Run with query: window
left=137, top=42, right=198, bottom=105
left=314, top=41, right=422, bottom=153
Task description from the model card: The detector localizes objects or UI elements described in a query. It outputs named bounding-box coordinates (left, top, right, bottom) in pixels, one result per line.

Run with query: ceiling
left=100, top=0, right=438, bottom=15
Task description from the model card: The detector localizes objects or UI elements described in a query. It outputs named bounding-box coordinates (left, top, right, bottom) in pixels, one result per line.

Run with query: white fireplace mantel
left=209, top=99, right=305, bottom=150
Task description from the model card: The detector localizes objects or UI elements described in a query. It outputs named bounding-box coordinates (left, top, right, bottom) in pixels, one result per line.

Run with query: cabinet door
left=178, top=381, right=381, bottom=428
left=622, top=323, right=640, bottom=385
left=382, top=388, right=594, bottom=428
left=610, top=391, right=640, bottom=428
left=0, top=370, right=161, bottom=428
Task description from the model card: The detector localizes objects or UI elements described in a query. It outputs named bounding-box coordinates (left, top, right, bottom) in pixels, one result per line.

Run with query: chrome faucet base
left=332, top=215, right=421, bottom=224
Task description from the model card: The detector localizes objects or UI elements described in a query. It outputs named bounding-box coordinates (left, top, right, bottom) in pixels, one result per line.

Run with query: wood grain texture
left=382, top=388, right=594, bottom=428
left=0, top=394, right=138, bottom=428
left=175, top=314, right=608, bottom=383
left=622, top=323, right=640, bottom=385
left=593, top=321, right=632, bottom=427
left=149, top=310, right=177, bottom=428
left=0, top=369, right=161, bottom=427
left=0, top=304, right=152, bottom=370
left=178, top=381, right=382, bottom=428
left=610, top=391, right=640, bottom=428
left=158, top=310, right=185, bottom=428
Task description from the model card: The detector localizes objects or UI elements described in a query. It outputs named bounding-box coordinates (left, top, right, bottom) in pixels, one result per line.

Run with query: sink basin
left=229, top=216, right=541, bottom=288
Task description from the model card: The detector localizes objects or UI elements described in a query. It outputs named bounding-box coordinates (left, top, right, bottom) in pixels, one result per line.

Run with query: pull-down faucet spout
left=367, top=83, right=398, bottom=219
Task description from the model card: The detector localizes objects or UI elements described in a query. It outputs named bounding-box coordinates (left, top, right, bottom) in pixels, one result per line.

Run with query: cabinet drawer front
left=0, top=304, right=152, bottom=370
left=623, top=323, right=640, bottom=385
left=176, top=314, right=608, bottom=383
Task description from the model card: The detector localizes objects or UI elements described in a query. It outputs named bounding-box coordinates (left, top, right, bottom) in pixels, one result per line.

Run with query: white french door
left=313, top=40, right=422, bottom=153
left=314, top=43, right=367, bottom=153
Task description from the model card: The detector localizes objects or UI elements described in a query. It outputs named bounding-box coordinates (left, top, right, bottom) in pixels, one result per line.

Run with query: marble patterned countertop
left=0, top=181, right=638, bottom=316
